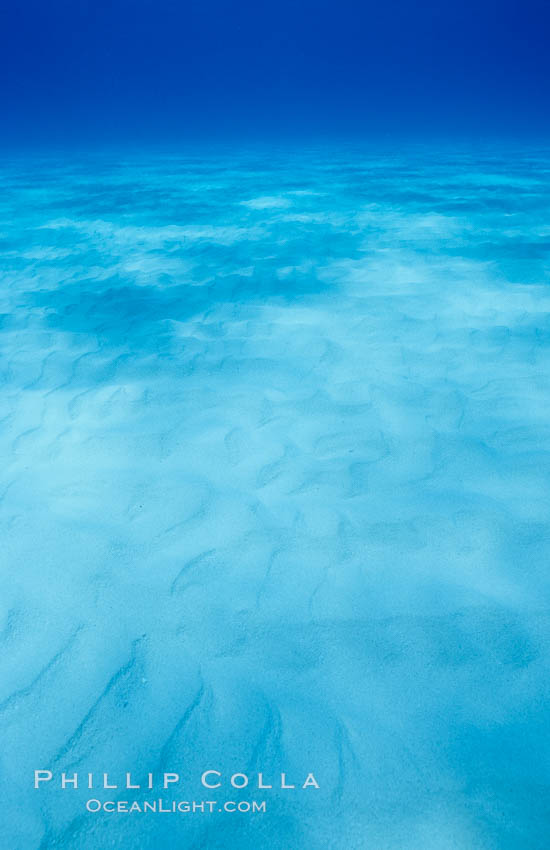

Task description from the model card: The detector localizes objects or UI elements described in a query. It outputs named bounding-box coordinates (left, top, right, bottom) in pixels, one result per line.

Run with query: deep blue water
left=1, top=146, right=550, bottom=848
left=2, top=0, right=550, bottom=143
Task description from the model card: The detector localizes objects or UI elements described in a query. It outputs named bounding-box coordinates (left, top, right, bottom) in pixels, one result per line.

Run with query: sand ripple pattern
left=2, top=147, right=550, bottom=848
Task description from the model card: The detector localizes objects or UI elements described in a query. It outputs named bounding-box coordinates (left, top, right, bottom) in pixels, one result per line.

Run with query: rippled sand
left=2, top=146, right=550, bottom=848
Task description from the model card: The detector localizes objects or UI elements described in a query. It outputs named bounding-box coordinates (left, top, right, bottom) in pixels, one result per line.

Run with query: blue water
left=2, top=146, right=550, bottom=848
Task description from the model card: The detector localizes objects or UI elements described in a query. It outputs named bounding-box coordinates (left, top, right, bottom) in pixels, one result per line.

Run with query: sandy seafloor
left=1, top=145, right=550, bottom=849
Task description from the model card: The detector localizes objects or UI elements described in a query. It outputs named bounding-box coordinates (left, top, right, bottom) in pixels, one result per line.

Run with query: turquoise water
left=2, top=146, right=550, bottom=848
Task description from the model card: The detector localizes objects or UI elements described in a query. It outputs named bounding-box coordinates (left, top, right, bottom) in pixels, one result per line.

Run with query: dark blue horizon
left=1, top=0, right=549, bottom=147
